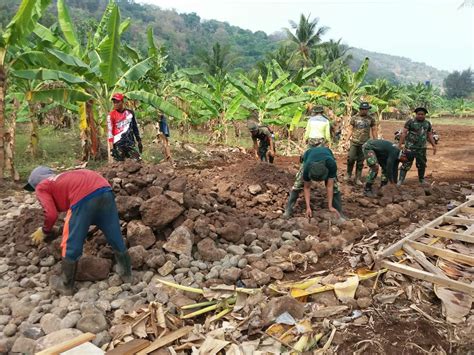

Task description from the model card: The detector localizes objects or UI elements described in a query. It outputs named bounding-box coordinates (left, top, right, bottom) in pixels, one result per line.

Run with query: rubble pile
left=0, top=157, right=471, bottom=353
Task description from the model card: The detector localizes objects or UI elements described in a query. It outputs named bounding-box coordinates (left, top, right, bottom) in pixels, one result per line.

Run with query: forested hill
left=0, top=0, right=448, bottom=86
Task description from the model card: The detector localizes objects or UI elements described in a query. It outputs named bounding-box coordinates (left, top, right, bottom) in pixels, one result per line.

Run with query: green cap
left=247, top=120, right=258, bottom=131
left=308, top=161, right=329, bottom=181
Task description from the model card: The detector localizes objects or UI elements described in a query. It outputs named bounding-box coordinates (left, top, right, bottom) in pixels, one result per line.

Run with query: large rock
left=76, top=313, right=108, bottom=333
left=168, top=177, right=187, bottom=192
left=128, top=245, right=148, bottom=268
left=250, top=269, right=271, bottom=286
left=140, top=195, right=184, bottom=229
left=76, top=256, right=111, bottom=281
left=40, top=313, right=62, bottom=334
left=35, top=328, right=84, bottom=352
left=197, top=238, right=226, bottom=262
left=115, top=196, right=144, bottom=221
left=163, top=226, right=193, bottom=257
left=12, top=337, right=36, bottom=354
left=127, top=220, right=156, bottom=249
left=217, top=222, right=243, bottom=243
left=221, top=267, right=242, bottom=284
left=11, top=299, right=36, bottom=318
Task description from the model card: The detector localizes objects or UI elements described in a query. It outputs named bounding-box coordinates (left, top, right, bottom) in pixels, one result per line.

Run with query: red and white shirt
left=107, top=109, right=141, bottom=146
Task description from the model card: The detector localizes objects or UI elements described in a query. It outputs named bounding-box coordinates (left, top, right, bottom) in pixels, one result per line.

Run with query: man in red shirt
left=25, top=166, right=132, bottom=295
left=107, top=93, right=143, bottom=161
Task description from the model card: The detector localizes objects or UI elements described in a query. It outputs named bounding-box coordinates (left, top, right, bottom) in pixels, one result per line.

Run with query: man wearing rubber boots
left=283, top=146, right=344, bottom=219
left=107, top=93, right=143, bottom=162
left=362, top=139, right=409, bottom=197
left=304, top=106, right=331, bottom=148
left=25, top=166, right=132, bottom=295
left=345, top=102, right=377, bottom=185
left=397, top=107, right=437, bottom=185
left=247, top=120, right=275, bottom=163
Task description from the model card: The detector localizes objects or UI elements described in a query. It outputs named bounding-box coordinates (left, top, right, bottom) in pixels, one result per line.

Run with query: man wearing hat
left=247, top=118, right=275, bottom=163
left=283, top=146, right=343, bottom=219
left=361, top=139, right=409, bottom=197
left=345, top=102, right=377, bottom=185
left=397, top=107, right=437, bottom=184
left=107, top=93, right=143, bottom=161
left=25, top=166, right=132, bottom=295
left=304, top=105, right=332, bottom=148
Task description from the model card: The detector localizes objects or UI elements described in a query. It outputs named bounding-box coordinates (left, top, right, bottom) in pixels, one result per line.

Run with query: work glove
left=137, top=141, right=143, bottom=154
left=31, top=227, right=46, bottom=245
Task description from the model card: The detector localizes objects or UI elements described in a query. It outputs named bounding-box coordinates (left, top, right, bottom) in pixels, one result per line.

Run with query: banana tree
left=365, top=78, right=400, bottom=137
left=0, top=0, right=51, bottom=180
left=228, top=60, right=309, bottom=124
left=315, top=57, right=370, bottom=147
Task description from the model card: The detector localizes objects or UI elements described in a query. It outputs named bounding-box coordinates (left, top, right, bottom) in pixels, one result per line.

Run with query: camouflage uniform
left=252, top=126, right=274, bottom=163
left=362, top=139, right=400, bottom=185
left=347, top=114, right=376, bottom=178
left=399, top=118, right=432, bottom=181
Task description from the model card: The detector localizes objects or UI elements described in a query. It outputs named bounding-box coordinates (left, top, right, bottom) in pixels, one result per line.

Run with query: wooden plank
left=381, top=261, right=474, bottom=296
left=402, top=244, right=446, bottom=277
left=376, top=200, right=471, bottom=260
left=460, top=206, right=474, bottom=215
left=136, top=326, right=193, bottom=355
left=425, top=228, right=474, bottom=243
left=407, top=241, right=474, bottom=266
left=464, top=224, right=474, bottom=236
left=36, top=333, right=96, bottom=355
left=444, top=216, right=474, bottom=225
left=105, top=339, right=150, bottom=355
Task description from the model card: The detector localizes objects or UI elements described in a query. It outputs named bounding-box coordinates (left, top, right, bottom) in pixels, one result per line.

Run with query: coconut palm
left=285, top=14, right=329, bottom=67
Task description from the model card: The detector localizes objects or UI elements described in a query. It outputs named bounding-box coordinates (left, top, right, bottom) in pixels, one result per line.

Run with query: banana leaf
left=46, top=48, right=89, bottom=70
left=57, top=0, right=80, bottom=51
left=13, top=68, right=85, bottom=84
left=98, top=4, right=121, bottom=87
left=115, top=57, right=153, bottom=87
left=27, top=88, right=92, bottom=103
left=127, top=91, right=184, bottom=120
left=33, top=24, right=69, bottom=51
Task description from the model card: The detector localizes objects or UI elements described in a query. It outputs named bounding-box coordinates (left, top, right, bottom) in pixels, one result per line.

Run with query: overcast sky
left=140, top=0, right=473, bottom=72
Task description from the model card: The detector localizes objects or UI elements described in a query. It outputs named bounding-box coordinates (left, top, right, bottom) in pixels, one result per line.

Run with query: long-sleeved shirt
left=35, top=170, right=111, bottom=233
left=363, top=139, right=400, bottom=183
left=304, top=115, right=331, bottom=143
left=107, top=108, right=141, bottom=146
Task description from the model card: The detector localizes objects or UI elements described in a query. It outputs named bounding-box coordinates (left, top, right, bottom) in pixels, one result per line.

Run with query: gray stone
left=21, top=323, right=44, bottom=339
left=228, top=245, right=245, bottom=255
left=12, top=337, right=36, bottom=354
left=249, top=184, right=262, bottom=195
left=76, top=313, right=108, bottom=333
left=11, top=299, right=36, bottom=318
left=60, top=312, right=81, bottom=329
left=40, top=255, right=56, bottom=267
left=3, top=323, right=17, bottom=337
left=40, top=313, right=62, bottom=334
left=282, top=231, right=293, bottom=240
left=35, top=328, right=84, bottom=352
left=128, top=245, right=148, bottom=269
left=127, top=220, right=156, bottom=249
left=0, top=315, right=11, bottom=325
left=238, top=258, right=248, bottom=268
left=92, top=330, right=112, bottom=347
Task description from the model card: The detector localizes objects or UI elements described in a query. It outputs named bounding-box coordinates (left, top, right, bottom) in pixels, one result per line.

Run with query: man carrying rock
left=304, top=105, right=332, bottom=147
left=107, top=93, right=143, bottom=162
left=397, top=107, right=437, bottom=185
left=25, top=166, right=132, bottom=295
left=345, top=102, right=377, bottom=185
left=362, top=139, right=409, bottom=197
left=247, top=119, right=275, bottom=163
left=283, top=146, right=344, bottom=219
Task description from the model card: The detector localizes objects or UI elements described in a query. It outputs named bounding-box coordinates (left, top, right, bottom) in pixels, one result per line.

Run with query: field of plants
left=0, top=0, right=473, bottom=354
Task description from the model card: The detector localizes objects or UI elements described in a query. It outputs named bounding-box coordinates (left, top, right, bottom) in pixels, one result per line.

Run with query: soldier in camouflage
left=247, top=120, right=275, bottom=163
left=398, top=107, right=437, bottom=185
left=345, top=102, right=377, bottom=185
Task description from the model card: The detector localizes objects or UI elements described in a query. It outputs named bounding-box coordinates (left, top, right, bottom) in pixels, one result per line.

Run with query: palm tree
left=197, top=42, right=236, bottom=80
left=285, top=14, right=329, bottom=67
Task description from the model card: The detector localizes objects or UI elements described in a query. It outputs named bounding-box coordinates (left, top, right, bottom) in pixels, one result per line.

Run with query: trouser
left=347, top=143, right=365, bottom=176
left=399, top=148, right=427, bottom=180
left=258, top=140, right=275, bottom=164
left=362, top=146, right=387, bottom=185
left=112, top=143, right=141, bottom=161
left=307, top=138, right=327, bottom=148
left=61, top=188, right=127, bottom=261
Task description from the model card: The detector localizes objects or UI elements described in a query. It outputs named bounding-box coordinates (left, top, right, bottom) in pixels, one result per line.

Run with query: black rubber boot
left=397, top=169, right=407, bottom=186
left=283, top=190, right=299, bottom=219
left=50, top=259, right=77, bottom=296
left=364, top=183, right=376, bottom=197
left=417, top=167, right=425, bottom=184
left=114, top=250, right=132, bottom=283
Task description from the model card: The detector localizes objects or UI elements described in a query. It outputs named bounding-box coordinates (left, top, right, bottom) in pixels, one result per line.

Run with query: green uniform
left=362, top=139, right=400, bottom=185
left=347, top=114, right=376, bottom=177
left=284, top=147, right=343, bottom=217
left=251, top=126, right=274, bottom=163
left=400, top=118, right=432, bottom=181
